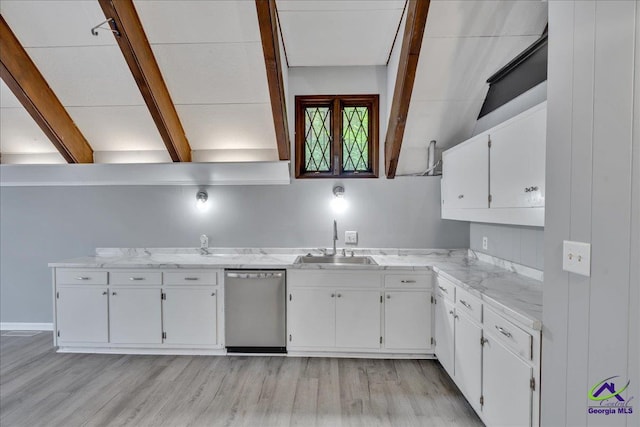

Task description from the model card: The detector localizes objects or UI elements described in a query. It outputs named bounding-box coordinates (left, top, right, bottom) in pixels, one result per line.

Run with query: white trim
left=0, top=161, right=291, bottom=187
left=286, top=351, right=436, bottom=359
left=0, top=322, right=53, bottom=331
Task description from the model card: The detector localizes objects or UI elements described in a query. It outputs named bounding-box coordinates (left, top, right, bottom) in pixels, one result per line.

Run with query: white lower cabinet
left=434, top=295, right=455, bottom=377
left=109, top=286, right=162, bottom=344
left=53, top=268, right=221, bottom=351
left=288, top=288, right=380, bottom=349
left=335, top=290, right=381, bottom=349
left=56, top=285, right=109, bottom=344
left=287, top=270, right=433, bottom=355
left=434, top=275, right=541, bottom=427
left=455, top=311, right=483, bottom=413
left=384, top=291, right=431, bottom=350
left=482, top=334, right=533, bottom=427
left=162, top=287, right=217, bottom=345
left=287, top=288, right=335, bottom=348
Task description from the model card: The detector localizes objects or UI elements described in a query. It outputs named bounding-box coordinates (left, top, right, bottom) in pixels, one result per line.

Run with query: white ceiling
left=0, top=0, right=170, bottom=163
left=396, top=0, right=547, bottom=175
left=0, top=0, right=547, bottom=173
left=277, top=0, right=405, bottom=66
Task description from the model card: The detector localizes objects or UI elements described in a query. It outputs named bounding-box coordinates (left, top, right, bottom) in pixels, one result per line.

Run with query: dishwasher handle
left=226, top=272, right=284, bottom=280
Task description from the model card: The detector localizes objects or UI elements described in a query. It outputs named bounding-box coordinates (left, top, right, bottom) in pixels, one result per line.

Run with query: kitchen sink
left=294, top=255, right=378, bottom=265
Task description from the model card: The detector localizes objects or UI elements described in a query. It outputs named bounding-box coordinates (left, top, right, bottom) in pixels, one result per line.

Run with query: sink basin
left=294, top=255, right=378, bottom=265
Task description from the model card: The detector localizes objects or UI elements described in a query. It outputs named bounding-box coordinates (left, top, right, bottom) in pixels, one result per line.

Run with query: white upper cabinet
left=441, top=102, right=547, bottom=226
left=490, top=105, right=546, bottom=209
left=442, top=132, right=490, bottom=210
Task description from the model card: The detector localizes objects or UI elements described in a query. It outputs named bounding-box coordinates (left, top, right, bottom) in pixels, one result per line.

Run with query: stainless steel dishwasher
left=224, top=270, right=286, bottom=353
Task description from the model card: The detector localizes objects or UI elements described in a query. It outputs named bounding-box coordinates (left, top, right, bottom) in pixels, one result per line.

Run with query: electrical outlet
left=562, top=240, right=591, bottom=276
left=482, top=236, right=488, bottom=251
left=345, top=231, right=358, bottom=245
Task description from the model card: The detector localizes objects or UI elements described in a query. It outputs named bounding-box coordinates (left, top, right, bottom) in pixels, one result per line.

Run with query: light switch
left=345, top=231, right=358, bottom=245
left=562, top=240, right=591, bottom=276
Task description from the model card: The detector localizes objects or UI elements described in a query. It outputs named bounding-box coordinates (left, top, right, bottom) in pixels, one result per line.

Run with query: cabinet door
left=336, top=290, right=381, bottom=349
left=455, top=312, right=483, bottom=413
left=56, top=285, right=108, bottom=343
left=287, top=289, right=335, bottom=348
left=384, top=291, right=431, bottom=350
left=483, top=335, right=533, bottom=427
left=434, top=296, right=455, bottom=377
left=163, top=287, right=217, bottom=345
left=109, top=287, right=162, bottom=344
left=442, top=133, right=489, bottom=209
left=490, top=104, right=546, bottom=208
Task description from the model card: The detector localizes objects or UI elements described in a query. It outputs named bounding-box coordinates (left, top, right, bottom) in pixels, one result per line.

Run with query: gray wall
left=469, top=223, right=544, bottom=270
left=0, top=178, right=469, bottom=323
left=543, top=2, right=639, bottom=426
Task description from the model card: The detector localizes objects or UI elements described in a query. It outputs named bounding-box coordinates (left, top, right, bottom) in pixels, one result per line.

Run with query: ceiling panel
left=403, top=99, right=484, bottom=149
left=151, top=43, right=269, bottom=105
left=0, top=107, right=58, bottom=154
left=134, top=0, right=261, bottom=44
left=177, top=104, right=276, bottom=150
left=0, top=0, right=114, bottom=47
left=0, top=80, right=22, bottom=108
left=25, top=46, right=146, bottom=107
left=66, top=106, right=166, bottom=152
left=278, top=9, right=404, bottom=66
left=277, top=1, right=406, bottom=12
left=411, top=35, right=539, bottom=102
left=425, top=0, right=547, bottom=38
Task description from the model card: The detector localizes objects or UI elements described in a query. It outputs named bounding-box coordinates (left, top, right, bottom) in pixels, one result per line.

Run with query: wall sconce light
left=196, top=190, right=209, bottom=211
left=331, top=185, right=347, bottom=213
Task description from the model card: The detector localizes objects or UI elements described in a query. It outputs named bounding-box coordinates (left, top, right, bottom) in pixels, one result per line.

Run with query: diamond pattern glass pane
left=342, top=106, right=370, bottom=172
left=304, top=107, right=331, bottom=172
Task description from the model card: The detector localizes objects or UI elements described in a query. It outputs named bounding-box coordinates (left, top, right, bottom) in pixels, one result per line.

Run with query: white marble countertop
left=50, top=247, right=542, bottom=331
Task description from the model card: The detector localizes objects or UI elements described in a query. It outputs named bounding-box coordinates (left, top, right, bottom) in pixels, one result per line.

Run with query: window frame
left=294, top=94, right=379, bottom=179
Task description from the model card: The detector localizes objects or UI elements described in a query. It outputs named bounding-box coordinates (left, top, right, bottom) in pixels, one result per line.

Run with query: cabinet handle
left=331, top=293, right=335, bottom=298
left=337, top=294, right=342, bottom=298
left=400, top=279, right=416, bottom=284
left=458, top=194, right=464, bottom=199
left=454, top=314, right=459, bottom=319
left=459, top=299, right=471, bottom=309
left=449, top=310, right=454, bottom=315
left=211, top=292, right=215, bottom=296
left=75, top=277, right=90, bottom=280
left=386, top=295, right=391, bottom=299
left=524, top=186, right=540, bottom=193
left=102, top=291, right=108, bottom=295
left=112, top=292, right=117, bottom=296
left=495, top=325, right=512, bottom=338
left=184, top=277, right=199, bottom=281
left=438, top=286, right=448, bottom=293
left=129, top=277, right=144, bottom=281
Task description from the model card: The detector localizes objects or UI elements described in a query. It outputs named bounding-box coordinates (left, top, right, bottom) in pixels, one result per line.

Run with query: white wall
left=543, top=2, right=639, bottom=426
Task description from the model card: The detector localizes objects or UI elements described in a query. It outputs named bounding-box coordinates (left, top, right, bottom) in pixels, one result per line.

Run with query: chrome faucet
left=332, top=220, right=338, bottom=256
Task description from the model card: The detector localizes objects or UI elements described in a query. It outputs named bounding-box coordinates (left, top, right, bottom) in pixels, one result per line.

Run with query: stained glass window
left=295, top=95, right=378, bottom=178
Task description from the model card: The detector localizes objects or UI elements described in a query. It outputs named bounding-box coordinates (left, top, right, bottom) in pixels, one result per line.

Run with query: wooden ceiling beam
left=256, top=0, right=290, bottom=161
left=0, top=15, right=93, bottom=163
left=98, top=0, right=191, bottom=162
left=384, top=0, right=430, bottom=178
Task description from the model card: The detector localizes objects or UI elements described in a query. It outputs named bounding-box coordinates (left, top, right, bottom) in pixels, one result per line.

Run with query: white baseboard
left=0, top=322, right=53, bottom=331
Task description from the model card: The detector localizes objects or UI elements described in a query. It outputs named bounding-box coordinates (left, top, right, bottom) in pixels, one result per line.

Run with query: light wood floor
left=1, top=332, right=483, bottom=427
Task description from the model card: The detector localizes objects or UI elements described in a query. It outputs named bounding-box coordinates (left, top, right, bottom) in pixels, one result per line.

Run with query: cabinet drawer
left=164, top=271, right=218, bottom=285
left=56, top=269, right=108, bottom=285
left=456, top=287, right=482, bottom=323
left=484, top=307, right=532, bottom=360
left=435, top=276, right=456, bottom=302
left=110, top=271, right=162, bottom=285
left=384, top=273, right=432, bottom=288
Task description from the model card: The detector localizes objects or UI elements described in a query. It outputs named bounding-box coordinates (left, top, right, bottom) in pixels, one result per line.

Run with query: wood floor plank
left=0, top=334, right=483, bottom=427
